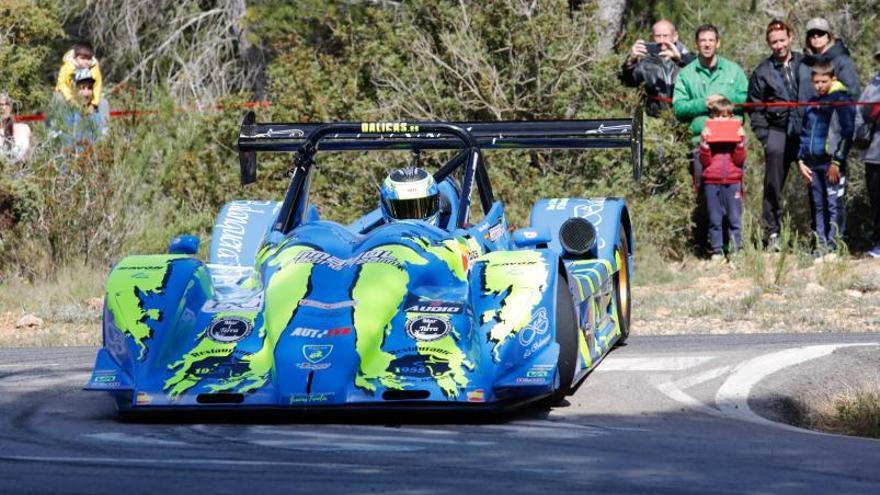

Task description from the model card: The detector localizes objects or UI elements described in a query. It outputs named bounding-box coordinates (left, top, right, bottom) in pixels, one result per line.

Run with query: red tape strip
left=13, top=101, right=272, bottom=123
left=651, top=95, right=880, bottom=108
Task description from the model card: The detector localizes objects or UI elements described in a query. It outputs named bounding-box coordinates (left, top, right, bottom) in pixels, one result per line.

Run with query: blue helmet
left=379, top=167, right=440, bottom=225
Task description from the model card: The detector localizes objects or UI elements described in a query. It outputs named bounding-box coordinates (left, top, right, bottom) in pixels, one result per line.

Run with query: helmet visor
left=386, top=194, right=439, bottom=220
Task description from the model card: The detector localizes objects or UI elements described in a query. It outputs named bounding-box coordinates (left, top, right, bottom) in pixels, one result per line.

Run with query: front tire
left=613, top=227, right=632, bottom=345
left=549, top=274, right=578, bottom=403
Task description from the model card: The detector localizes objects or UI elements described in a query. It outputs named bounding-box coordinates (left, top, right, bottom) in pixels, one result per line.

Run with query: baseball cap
left=74, top=68, right=95, bottom=84
left=805, top=17, right=831, bottom=34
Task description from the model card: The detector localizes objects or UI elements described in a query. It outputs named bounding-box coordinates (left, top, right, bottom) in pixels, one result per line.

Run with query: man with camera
left=620, top=19, right=696, bottom=117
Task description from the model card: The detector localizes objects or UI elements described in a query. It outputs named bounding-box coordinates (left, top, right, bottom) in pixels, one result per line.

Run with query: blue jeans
left=704, top=183, right=743, bottom=254
left=807, top=163, right=841, bottom=249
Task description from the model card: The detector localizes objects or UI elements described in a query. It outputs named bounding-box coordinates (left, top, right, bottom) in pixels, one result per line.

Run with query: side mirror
left=168, top=235, right=200, bottom=255
left=512, top=227, right=552, bottom=248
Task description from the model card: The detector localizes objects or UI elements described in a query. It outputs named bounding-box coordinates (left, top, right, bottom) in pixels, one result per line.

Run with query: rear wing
left=237, top=108, right=643, bottom=184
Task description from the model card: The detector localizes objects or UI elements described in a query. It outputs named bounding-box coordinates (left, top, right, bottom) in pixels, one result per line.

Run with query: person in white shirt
left=0, top=92, right=31, bottom=162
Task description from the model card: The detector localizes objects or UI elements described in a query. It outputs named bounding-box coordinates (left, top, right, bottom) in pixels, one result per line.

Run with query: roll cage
left=237, top=109, right=643, bottom=233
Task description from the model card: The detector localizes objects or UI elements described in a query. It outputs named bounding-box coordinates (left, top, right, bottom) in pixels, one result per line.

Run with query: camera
left=645, top=42, right=662, bottom=56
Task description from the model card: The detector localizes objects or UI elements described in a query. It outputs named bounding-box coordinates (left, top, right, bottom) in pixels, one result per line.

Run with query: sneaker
left=710, top=253, right=726, bottom=264
left=868, top=245, right=880, bottom=258
left=765, top=233, right=781, bottom=252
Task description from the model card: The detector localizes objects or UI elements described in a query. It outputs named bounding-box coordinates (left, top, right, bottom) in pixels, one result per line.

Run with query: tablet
left=705, top=119, right=742, bottom=143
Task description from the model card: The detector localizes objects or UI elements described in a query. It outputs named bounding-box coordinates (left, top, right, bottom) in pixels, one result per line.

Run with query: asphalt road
left=1, top=333, right=878, bottom=494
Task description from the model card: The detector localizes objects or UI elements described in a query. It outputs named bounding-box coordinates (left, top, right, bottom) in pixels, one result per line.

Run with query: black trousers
left=867, top=162, right=880, bottom=245
left=761, top=128, right=798, bottom=240
left=691, top=147, right=708, bottom=253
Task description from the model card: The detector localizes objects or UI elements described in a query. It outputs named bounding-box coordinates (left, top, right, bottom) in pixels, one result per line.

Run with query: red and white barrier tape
left=12, top=100, right=272, bottom=123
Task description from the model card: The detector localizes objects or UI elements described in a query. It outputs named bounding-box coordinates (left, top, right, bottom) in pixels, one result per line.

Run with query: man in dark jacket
left=748, top=20, right=803, bottom=250
left=621, top=19, right=696, bottom=117
left=855, top=42, right=880, bottom=257
left=796, top=17, right=860, bottom=237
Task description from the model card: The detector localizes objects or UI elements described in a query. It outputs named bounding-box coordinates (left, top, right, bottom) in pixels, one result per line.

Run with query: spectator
left=0, top=92, right=30, bottom=162
left=699, top=99, right=746, bottom=261
left=673, top=24, right=748, bottom=253
left=748, top=20, right=803, bottom=251
left=797, top=17, right=860, bottom=235
left=855, top=43, right=880, bottom=257
left=797, top=62, right=855, bottom=253
left=56, top=68, right=109, bottom=147
left=55, top=41, right=103, bottom=110
left=620, top=19, right=697, bottom=117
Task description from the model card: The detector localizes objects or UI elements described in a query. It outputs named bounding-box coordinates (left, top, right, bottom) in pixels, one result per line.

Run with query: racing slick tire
left=613, top=226, right=632, bottom=345
left=549, top=274, right=579, bottom=404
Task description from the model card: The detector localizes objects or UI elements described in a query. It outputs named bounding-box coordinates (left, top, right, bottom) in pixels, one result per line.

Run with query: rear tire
left=549, top=274, right=578, bottom=403
left=613, top=227, right=632, bottom=345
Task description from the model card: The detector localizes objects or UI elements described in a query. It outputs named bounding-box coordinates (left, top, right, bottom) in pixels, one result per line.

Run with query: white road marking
left=83, top=432, right=190, bottom=447
left=597, top=356, right=715, bottom=372
left=654, top=366, right=732, bottom=417
left=714, top=343, right=879, bottom=434
left=0, top=363, right=60, bottom=369
left=0, top=455, right=384, bottom=473
left=670, top=365, right=732, bottom=390
left=247, top=439, right=424, bottom=452
left=247, top=427, right=494, bottom=446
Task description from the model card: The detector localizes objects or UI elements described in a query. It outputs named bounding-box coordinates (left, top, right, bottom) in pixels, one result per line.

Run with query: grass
left=0, top=263, right=104, bottom=347
left=807, top=384, right=880, bottom=438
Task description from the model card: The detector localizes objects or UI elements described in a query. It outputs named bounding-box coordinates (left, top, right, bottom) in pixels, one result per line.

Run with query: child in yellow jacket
left=55, top=41, right=103, bottom=108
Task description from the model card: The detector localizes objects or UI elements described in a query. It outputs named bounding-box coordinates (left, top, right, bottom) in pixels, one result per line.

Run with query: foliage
left=0, top=0, right=64, bottom=111
left=2, top=0, right=880, bottom=280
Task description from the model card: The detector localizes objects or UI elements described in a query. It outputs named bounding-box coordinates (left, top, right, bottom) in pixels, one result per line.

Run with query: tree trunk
left=595, top=0, right=629, bottom=57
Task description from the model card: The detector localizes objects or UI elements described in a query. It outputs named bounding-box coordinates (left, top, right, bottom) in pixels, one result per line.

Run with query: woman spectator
left=0, top=92, right=31, bottom=162
left=796, top=17, right=860, bottom=238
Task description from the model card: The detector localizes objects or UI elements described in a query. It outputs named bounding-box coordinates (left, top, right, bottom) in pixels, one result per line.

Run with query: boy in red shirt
left=699, top=98, right=746, bottom=260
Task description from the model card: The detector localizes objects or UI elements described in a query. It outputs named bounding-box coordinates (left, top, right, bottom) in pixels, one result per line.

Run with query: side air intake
left=559, top=217, right=597, bottom=257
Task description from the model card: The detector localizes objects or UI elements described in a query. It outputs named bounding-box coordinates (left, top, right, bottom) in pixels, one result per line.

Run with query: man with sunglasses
left=747, top=20, right=804, bottom=251
left=796, top=17, right=860, bottom=240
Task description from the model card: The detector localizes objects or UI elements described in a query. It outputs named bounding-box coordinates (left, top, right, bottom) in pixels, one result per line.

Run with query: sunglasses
left=0, top=101, right=11, bottom=107
left=808, top=30, right=828, bottom=38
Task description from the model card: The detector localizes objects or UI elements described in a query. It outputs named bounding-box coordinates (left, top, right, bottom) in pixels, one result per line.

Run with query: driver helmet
left=379, top=167, right=440, bottom=225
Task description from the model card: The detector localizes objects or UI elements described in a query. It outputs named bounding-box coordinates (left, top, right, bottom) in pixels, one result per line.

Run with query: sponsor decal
left=214, top=201, right=276, bottom=266
left=206, top=317, right=253, bottom=343
left=92, top=372, right=121, bottom=388
left=406, top=316, right=451, bottom=342
left=202, top=293, right=263, bottom=313
left=297, top=345, right=333, bottom=370
left=546, top=198, right=570, bottom=211
left=404, top=295, right=463, bottom=314
left=519, top=308, right=551, bottom=358
left=289, top=392, right=334, bottom=404
left=389, top=353, right=450, bottom=380
left=523, top=230, right=538, bottom=240
left=361, top=122, right=420, bottom=133
left=467, top=389, right=485, bottom=403
left=515, top=377, right=547, bottom=385
left=290, top=326, right=351, bottom=339
left=485, top=221, right=505, bottom=242
left=299, top=299, right=357, bottom=311
left=517, top=364, right=554, bottom=384
left=291, top=249, right=401, bottom=270
left=136, top=391, right=153, bottom=405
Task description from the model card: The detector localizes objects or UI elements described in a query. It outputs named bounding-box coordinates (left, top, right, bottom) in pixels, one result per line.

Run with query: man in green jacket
left=674, top=24, right=749, bottom=146
left=673, top=24, right=748, bottom=254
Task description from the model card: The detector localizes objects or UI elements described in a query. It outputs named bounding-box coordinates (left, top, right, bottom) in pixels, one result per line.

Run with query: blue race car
left=86, top=112, right=642, bottom=413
